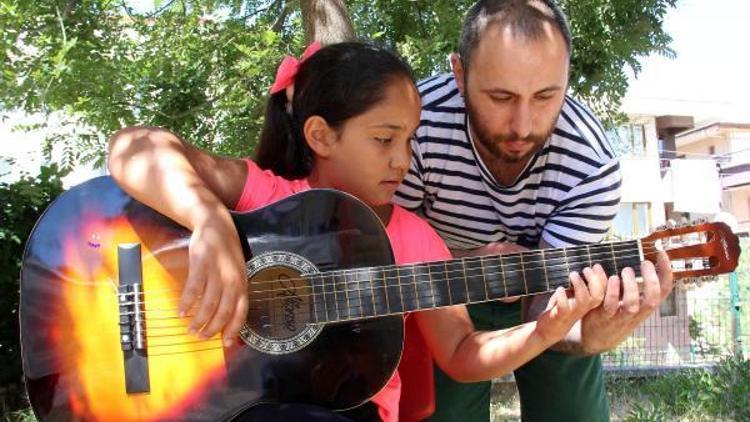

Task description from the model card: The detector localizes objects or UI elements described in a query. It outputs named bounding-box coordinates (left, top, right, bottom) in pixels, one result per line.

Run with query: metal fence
left=602, top=236, right=749, bottom=372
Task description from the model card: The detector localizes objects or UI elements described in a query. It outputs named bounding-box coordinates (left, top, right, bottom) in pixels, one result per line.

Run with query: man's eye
left=491, top=96, right=512, bottom=103
left=375, top=137, right=392, bottom=144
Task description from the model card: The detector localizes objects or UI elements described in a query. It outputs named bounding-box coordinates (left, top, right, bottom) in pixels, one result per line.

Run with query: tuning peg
left=694, top=218, right=707, bottom=224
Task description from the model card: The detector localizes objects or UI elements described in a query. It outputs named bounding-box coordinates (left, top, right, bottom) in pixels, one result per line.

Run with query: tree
left=1, top=0, right=676, bottom=169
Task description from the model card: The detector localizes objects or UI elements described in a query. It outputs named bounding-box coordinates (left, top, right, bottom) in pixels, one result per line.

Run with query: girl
left=108, top=42, right=604, bottom=421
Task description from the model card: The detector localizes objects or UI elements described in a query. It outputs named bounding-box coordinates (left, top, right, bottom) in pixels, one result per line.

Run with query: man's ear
left=450, top=53, right=466, bottom=96
left=303, top=115, right=338, bottom=157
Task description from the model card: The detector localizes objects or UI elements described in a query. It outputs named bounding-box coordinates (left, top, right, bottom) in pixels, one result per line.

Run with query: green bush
left=0, top=165, right=65, bottom=410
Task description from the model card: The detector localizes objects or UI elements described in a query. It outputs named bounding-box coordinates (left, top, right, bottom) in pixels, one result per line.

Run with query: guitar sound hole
left=246, top=266, right=314, bottom=341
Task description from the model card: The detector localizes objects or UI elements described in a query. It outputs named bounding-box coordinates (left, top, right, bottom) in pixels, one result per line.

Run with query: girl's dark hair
left=255, top=42, right=416, bottom=179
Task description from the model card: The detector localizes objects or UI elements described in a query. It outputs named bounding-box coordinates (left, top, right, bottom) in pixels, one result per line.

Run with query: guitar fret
left=610, top=243, right=619, bottom=276
left=310, top=274, right=319, bottom=324
left=464, top=257, right=486, bottom=303
left=404, top=264, right=419, bottom=311
left=369, top=270, right=376, bottom=317
left=311, top=274, right=326, bottom=323
left=519, top=253, right=528, bottom=294
left=355, top=271, right=364, bottom=318
left=444, top=261, right=453, bottom=305
left=382, top=270, right=391, bottom=314
left=500, top=256, right=508, bottom=297
left=344, top=271, right=352, bottom=319
left=543, top=248, right=570, bottom=290
left=426, top=264, right=436, bottom=308
left=353, top=269, right=373, bottom=318
left=519, top=251, right=548, bottom=295
left=462, top=261, right=470, bottom=302
left=540, top=249, right=550, bottom=291
left=586, top=244, right=593, bottom=267
left=446, top=259, right=468, bottom=304
left=396, top=266, right=405, bottom=313
left=384, top=267, right=404, bottom=314
left=480, top=256, right=489, bottom=301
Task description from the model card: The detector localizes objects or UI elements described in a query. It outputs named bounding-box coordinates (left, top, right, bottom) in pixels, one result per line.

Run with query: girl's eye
left=375, top=137, right=392, bottom=144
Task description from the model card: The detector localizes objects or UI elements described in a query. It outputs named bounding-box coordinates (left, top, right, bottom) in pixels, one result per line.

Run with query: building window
left=708, top=145, right=715, bottom=156
left=610, top=203, right=652, bottom=240
left=608, top=124, right=647, bottom=157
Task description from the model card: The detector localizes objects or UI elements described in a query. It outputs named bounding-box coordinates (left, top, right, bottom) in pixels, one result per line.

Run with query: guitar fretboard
left=308, top=240, right=643, bottom=323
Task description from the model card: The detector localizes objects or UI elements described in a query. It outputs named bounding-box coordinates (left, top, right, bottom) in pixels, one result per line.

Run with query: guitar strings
left=111, top=240, right=706, bottom=351
left=115, top=239, right=659, bottom=298
left=119, top=247, right=680, bottom=317
left=120, top=251, right=656, bottom=343
left=117, top=245, right=653, bottom=306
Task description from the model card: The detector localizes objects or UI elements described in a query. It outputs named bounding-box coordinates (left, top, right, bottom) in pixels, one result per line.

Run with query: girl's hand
left=534, top=267, right=605, bottom=344
left=179, top=209, right=248, bottom=346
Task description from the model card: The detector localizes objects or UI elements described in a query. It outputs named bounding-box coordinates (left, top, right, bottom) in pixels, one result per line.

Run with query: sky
left=621, top=0, right=750, bottom=123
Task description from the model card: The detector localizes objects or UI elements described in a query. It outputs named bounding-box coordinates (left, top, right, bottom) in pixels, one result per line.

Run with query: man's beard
left=465, top=94, right=558, bottom=164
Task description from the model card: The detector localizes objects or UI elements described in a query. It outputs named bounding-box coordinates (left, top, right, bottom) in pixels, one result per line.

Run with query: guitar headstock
left=641, top=222, right=741, bottom=280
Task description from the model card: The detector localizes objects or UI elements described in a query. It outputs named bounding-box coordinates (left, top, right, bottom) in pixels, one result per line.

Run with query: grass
left=491, top=357, right=750, bottom=421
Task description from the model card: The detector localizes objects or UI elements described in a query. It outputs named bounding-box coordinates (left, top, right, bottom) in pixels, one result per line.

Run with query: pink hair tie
left=269, top=42, right=322, bottom=95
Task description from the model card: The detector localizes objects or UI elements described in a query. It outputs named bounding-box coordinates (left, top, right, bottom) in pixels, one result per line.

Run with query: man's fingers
left=639, top=260, right=661, bottom=317
left=574, top=268, right=593, bottom=312
left=602, top=275, right=621, bottom=317
left=655, top=251, right=675, bottom=299
left=550, top=286, right=569, bottom=318
left=620, top=267, right=639, bottom=315
left=588, top=264, right=607, bottom=304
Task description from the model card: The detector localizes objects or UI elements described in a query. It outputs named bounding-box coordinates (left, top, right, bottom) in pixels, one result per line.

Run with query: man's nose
left=510, top=101, right=533, bottom=139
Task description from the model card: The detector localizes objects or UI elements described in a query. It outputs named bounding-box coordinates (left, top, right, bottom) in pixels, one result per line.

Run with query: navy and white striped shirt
left=394, top=74, right=622, bottom=250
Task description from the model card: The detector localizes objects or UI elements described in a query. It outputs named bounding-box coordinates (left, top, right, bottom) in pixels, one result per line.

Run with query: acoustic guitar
left=20, top=176, right=740, bottom=421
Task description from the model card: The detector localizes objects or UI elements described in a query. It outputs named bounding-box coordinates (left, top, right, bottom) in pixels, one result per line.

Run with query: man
left=394, top=1, right=674, bottom=420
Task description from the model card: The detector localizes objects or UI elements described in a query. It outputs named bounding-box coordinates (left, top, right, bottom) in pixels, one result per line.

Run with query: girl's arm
left=107, top=126, right=249, bottom=346
left=415, top=268, right=605, bottom=382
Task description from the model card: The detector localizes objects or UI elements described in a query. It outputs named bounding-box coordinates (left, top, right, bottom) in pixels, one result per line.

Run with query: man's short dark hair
left=459, top=0, right=571, bottom=69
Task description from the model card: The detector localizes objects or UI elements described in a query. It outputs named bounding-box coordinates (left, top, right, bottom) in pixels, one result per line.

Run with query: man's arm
left=524, top=239, right=674, bottom=355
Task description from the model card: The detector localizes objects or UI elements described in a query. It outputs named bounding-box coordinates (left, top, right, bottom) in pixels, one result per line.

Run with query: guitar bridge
left=118, top=243, right=151, bottom=394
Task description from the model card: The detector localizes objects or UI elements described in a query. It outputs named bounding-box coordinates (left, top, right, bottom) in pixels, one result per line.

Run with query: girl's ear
left=303, top=115, right=338, bottom=157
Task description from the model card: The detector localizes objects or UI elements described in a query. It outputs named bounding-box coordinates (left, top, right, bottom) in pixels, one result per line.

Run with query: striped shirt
left=394, top=74, right=622, bottom=250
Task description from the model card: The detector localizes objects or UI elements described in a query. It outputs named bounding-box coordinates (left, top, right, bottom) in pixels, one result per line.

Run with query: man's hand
left=577, top=251, right=674, bottom=354
left=179, top=210, right=249, bottom=346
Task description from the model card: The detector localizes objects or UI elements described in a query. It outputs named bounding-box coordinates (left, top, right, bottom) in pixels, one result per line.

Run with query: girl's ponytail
left=255, top=92, right=312, bottom=179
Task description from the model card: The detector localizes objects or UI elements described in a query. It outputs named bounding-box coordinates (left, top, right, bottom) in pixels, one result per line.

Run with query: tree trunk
left=300, top=0, right=356, bottom=45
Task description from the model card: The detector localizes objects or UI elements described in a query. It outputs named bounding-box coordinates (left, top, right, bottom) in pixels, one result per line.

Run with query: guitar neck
left=309, top=239, right=643, bottom=323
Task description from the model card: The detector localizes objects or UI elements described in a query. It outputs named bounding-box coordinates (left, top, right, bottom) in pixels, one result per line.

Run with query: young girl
left=108, top=42, right=604, bottom=421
